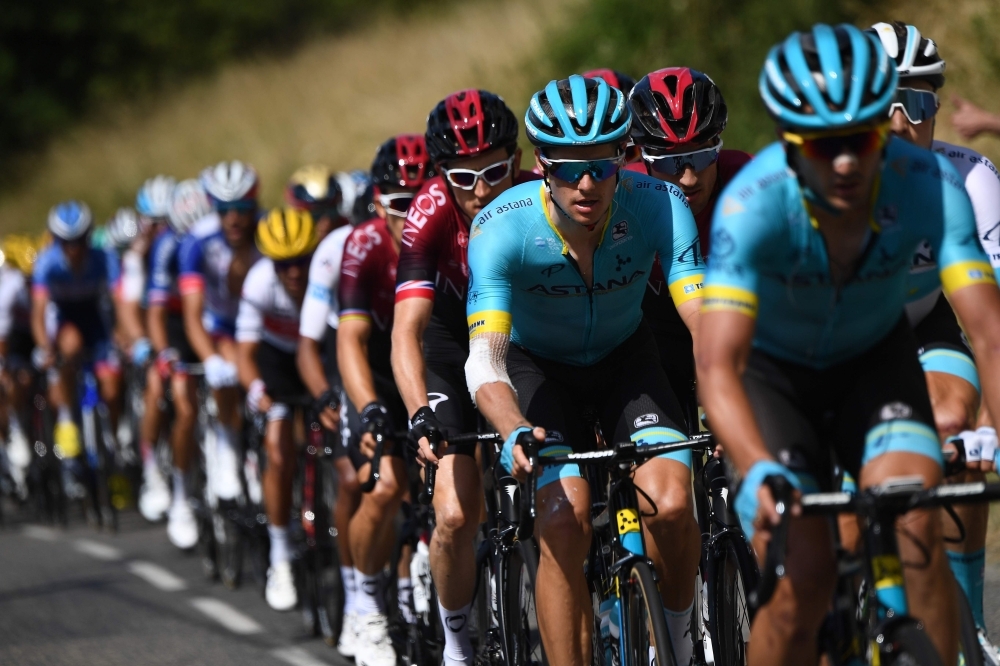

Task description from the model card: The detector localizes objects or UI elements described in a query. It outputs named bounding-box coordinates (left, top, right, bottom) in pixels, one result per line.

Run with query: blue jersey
left=147, top=230, right=184, bottom=314
left=32, top=244, right=120, bottom=307
left=466, top=175, right=705, bottom=366
left=704, top=138, right=995, bottom=369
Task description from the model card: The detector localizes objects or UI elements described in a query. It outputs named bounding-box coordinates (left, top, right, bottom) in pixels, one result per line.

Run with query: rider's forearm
left=117, top=298, right=146, bottom=344
left=676, top=298, right=702, bottom=350
left=474, top=382, right=530, bottom=440
left=30, top=295, right=49, bottom=351
left=181, top=294, right=216, bottom=362
left=338, top=331, right=377, bottom=410
left=391, top=323, right=430, bottom=417
left=147, top=306, right=169, bottom=352
left=296, top=337, right=330, bottom=399
left=697, top=358, right=773, bottom=476
left=236, top=341, right=262, bottom=390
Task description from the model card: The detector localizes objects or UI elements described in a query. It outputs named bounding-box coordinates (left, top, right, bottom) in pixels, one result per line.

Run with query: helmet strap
left=543, top=177, right=603, bottom=232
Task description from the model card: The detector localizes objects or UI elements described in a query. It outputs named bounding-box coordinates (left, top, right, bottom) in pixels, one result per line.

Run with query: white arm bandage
left=465, top=332, right=516, bottom=406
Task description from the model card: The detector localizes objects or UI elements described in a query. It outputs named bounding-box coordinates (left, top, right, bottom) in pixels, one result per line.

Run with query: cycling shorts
left=341, top=373, right=408, bottom=471
left=644, top=310, right=697, bottom=432
left=913, top=292, right=979, bottom=393
left=425, top=360, right=480, bottom=457
left=49, top=305, right=119, bottom=373
left=167, top=314, right=200, bottom=369
left=322, top=324, right=342, bottom=389
left=507, top=321, right=690, bottom=491
left=741, top=316, right=942, bottom=493
left=257, top=342, right=308, bottom=406
left=5, top=329, right=34, bottom=369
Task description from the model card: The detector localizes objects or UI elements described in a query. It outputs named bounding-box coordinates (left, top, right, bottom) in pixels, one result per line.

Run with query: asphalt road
left=0, top=510, right=350, bottom=666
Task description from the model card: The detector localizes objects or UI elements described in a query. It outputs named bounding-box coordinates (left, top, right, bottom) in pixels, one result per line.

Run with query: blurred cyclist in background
left=286, top=165, right=349, bottom=241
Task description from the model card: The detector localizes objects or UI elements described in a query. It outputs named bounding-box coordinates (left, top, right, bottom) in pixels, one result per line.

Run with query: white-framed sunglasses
left=377, top=192, right=415, bottom=217
left=442, top=155, right=516, bottom=191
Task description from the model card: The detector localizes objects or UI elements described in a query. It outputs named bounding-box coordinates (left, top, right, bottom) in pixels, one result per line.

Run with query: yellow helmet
left=256, top=207, right=318, bottom=261
left=1, top=234, right=40, bottom=274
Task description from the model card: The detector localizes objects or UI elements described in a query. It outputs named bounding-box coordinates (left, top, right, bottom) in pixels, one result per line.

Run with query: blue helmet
left=525, top=74, right=631, bottom=148
left=136, top=175, right=176, bottom=218
left=47, top=201, right=93, bottom=241
left=759, top=23, right=897, bottom=130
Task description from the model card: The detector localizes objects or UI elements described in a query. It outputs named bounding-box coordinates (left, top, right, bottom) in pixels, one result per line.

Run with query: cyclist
left=31, top=202, right=122, bottom=480
left=179, top=160, right=260, bottom=502
left=0, top=235, right=37, bottom=496
left=337, top=170, right=376, bottom=225
left=335, top=134, right=433, bottom=666
left=869, top=21, right=1000, bottom=660
left=696, top=24, right=1000, bottom=666
left=147, top=178, right=214, bottom=549
left=391, top=87, right=537, bottom=665
left=629, top=67, right=752, bottom=425
left=286, top=165, right=349, bottom=241
left=468, top=74, right=705, bottom=666
left=236, top=207, right=317, bottom=611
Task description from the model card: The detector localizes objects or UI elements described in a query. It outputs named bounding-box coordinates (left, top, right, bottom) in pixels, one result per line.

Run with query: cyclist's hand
left=156, top=348, right=180, bottom=379
left=505, top=427, right=547, bottom=482
left=319, top=407, right=339, bottom=432
left=713, top=441, right=725, bottom=459
left=131, top=337, right=152, bottom=365
left=32, top=346, right=54, bottom=371
left=360, top=432, right=378, bottom=458
left=734, top=460, right=801, bottom=542
left=314, top=389, right=341, bottom=432
left=246, top=379, right=270, bottom=415
left=410, top=406, right=443, bottom=466
left=952, top=95, right=996, bottom=140
left=204, top=354, right=238, bottom=389
left=978, top=426, right=997, bottom=472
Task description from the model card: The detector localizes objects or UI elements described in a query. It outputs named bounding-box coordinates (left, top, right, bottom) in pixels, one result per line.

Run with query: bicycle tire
left=875, top=619, right=945, bottom=666
left=706, top=534, right=757, bottom=666
left=957, top=575, right=985, bottom=666
left=499, top=539, right=547, bottom=665
left=470, top=537, right=501, bottom=663
left=622, top=559, right=675, bottom=666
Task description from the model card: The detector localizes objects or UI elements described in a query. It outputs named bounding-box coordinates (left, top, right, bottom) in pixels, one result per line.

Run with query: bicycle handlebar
left=417, top=431, right=501, bottom=505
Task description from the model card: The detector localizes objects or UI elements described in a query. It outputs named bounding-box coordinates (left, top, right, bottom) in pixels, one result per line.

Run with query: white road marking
left=73, top=539, right=123, bottom=561
left=22, top=525, right=58, bottom=541
left=127, top=561, right=188, bottom=592
left=270, top=647, right=333, bottom=666
left=190, top=597, right=264, bottom=635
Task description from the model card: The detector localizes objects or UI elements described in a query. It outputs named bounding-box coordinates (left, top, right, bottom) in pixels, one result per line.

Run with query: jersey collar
left=539, top=183, right=613, bottom=255
left=803, top=172, right=883, bottom=233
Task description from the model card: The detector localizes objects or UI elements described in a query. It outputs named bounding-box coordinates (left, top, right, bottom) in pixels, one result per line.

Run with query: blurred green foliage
left=541, top=0, right=881, bottom=153
left=0, top=0, right=433, bottom=168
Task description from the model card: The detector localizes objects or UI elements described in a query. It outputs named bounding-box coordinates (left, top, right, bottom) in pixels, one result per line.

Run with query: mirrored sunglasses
left=888, top=88, right=940, bottom=125
left=539, top=154, right=625, bottom=184
left=642, top=140, right=723, bottom=177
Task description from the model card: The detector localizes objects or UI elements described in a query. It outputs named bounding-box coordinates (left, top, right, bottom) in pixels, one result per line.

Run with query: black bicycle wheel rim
left=956, top=575, right=985, bottom=666
left=469, top=538, right=496, bottom=662
left=876, top=619, right=945, bottom=666
left=500, top=539, right=546, bottom=665
left=623, top=560, right=675, bottom=666
left=708, top=535, right=755, bottom=666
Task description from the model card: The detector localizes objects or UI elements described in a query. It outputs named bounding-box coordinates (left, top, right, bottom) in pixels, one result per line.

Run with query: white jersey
left=905, top=140, right=1000, bottom=325
left=0, top=266, right=29, bottom=340
left=119, top=248, right=146, bottom=304
left=235, top=258, right=302, bottom=354
left=299, top=225, right=352, bottom=341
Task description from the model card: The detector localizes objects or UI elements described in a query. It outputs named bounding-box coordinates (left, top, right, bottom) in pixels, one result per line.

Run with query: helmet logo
left=649, top=68, right=698, bottom=143
left=445, top=89, right=488, bottom=156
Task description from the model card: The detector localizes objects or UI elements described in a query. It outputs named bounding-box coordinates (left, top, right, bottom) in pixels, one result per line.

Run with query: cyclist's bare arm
left=147, top=304, right=169, bottom=353
left=474, top=382, right=529, bottom=441
left=337, top=319, right=377, bottom=409
left=117, top=295, right=146, bottom=347
left=236, top=340, right=262, bottom=391
left=391, top=297, right=433, bottom=416
left=181, top=290, right=215, bottom=362
left=30, top=290, right=50, bottom=356
left=296, top=337, right=329, bottom=398
left=676, top=298, right=701, bottom=347
left=950, top=284, right=1000, bottom=446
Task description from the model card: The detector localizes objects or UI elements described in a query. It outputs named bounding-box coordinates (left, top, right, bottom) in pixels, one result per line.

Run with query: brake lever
left=748, top=474, right=793, bottom=609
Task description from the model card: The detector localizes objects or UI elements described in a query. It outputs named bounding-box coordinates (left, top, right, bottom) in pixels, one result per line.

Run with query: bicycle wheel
left=707, top=534, right=757, bottom=666
left=875, top=619, right=945, bottom=666
left=621, top=559, right=675, bottom=666
left=470, top=537, right=501, bottom=663
left=499, top=539, right=547, bottom=665
left=957, top=578, right=985, bottom=666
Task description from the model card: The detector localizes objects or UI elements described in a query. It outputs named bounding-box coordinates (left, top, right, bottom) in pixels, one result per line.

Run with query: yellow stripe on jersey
left=701, top=285, right=759, bottom=318
left=668, top=273, right=705, bottom=306
left=941, top=260, right=996, bottom=296
left=467, top=310, right=512, bottom=338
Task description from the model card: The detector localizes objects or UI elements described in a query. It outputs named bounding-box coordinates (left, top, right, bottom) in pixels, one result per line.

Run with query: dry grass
left=0, top=0, right=574, bottom=233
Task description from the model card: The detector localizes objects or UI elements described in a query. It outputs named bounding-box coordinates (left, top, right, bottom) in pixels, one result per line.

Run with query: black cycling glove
left=409, top=405, right=442, bottom=444
left=314, top=388, right=341, bottom=416
left=360, top=400, right=389, bottom=433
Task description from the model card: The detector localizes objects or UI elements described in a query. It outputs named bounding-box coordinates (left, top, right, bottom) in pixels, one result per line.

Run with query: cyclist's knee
left=434, top=494, right=479, bottom=541
left=538, top=490, right=591, bottom=559
left=56, top=325, right=83, bottom=359
left=265, top=426, right=295, bottom=473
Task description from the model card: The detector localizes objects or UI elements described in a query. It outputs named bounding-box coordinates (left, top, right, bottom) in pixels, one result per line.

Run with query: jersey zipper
left=563, top=251, right=596, bottom=359
left=814, top=228, right=880, bottom=359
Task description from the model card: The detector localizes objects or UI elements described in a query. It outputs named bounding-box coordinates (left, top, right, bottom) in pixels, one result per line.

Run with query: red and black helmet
left=371, top=134, right=436, bottom=190
left=582, top=69, right=637, bottom=97
left=629, top=67, right=728, bottom=150
left=425, top=89, right=519, bottom=165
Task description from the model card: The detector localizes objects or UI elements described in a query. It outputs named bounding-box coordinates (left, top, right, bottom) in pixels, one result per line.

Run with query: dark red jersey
left=339, top=218, right=399, bottom=377
left=395, top=171, right=540, bottom=365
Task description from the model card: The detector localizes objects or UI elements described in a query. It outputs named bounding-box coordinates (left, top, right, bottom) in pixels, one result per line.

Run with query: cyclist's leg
left=140, top=364, right=164, bottom=459
left=210, top=334, right=242, bottom=500
left=52, top=322, right=84, bottom=456
left=508, top=344, right=593, bottom=666
left=841, top=318, right=957, bottom=665
left=914, top=293, right=989, bottom=630
left=93, top=337, right=122, bottom=433
left=425, top=362, right=483, bottom=664
left=740, top=353, right=837, bottom=666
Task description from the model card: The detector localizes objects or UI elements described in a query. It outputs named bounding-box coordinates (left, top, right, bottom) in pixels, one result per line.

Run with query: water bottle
left=411, top=540, right=432, bottom=614
left=598, top=595, right=621, bottom=666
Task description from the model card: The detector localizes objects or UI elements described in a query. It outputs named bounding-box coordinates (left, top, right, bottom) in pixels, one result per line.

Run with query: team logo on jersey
left=721, top=196, right=745, bottom=217
left=457, top=231, right=469, bottom=248
left=615, top=255, right=632, bottom=272
left=620, top=176, right=634, bottom=193
left=711, top=229, right=736, bottom=258
left=634, top=413, right=659, bottom=428
left=879, top=402, right=913, bottom=421
left=911, top=240, right=935, bottom=271
left=612, top=221, right=629, bottom=241
left=469, top=224, right=483, bottom=241
left=876, top=205, right=898, bottom=229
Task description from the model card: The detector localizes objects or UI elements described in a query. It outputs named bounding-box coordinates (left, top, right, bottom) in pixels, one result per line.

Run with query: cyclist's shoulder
left=469, top=181, right=545, bottom=249
left=316, top=222, right=353, bottom=257
left=931, top=139, right=1000, bottom=191
left=242, top=257, right=276, bottom=297
left=616, top=170, right=689, bottom=220
left=882, top=137, right=964, bottom=197
left=717, top=148, right=754, bottom=182
left=189, top=212, right=221, bottom=239
left=34, top=244, right=62, bottom=273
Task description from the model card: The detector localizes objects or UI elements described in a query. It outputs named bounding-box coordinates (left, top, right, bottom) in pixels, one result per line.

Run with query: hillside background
left=0, top=0, right=998, bottom=232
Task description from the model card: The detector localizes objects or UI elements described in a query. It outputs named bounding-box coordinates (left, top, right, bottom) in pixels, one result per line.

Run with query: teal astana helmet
left=759, top=23, right=898, bottom=130
left=525, top=74, right=631, bottom=148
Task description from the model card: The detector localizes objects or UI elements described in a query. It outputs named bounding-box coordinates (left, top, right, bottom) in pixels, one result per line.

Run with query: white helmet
left=136, top=175, right=177, bottom=218
left=106, top=207, right=140, bottom=250
left=47, top=201, right=93, bottom=241
left=200, top=160, right=259, bottom=205
left=169, top=179, right=212, bottom=234
left=335, top=170, right=374, bottom=224
left=869, top=22, right=946, bottom=88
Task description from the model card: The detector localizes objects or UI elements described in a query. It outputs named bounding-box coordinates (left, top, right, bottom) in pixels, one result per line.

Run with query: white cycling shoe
left=265, top=562, right=297, bottom=611
left=139, top=466, right=171, bottom=522
left=355, top=613, right=397, bottom=666
left=979, top=628, right=1000, bottom=666
left=167, top=501, right=199, bottom=550
left=337, top=611, right=360, bottom=658
left=211, top=441, right=242, bottom=501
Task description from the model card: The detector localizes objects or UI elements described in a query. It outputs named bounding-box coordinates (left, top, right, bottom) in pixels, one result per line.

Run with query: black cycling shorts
left=340, top=372, right=409, bottom=471
left=643, top=309, right=696, bottom=432
left=507, top=321, right=690, bottom=490
left=741, top=317, right=941, bottom=492
left=912, top=291, right=979, bottom=392
left=425, top=360, right=480, bottom=457
left=166, top=313, right=199, bottom=365
left=258, top=342, right=309, bottom=404
left=322, top=324, right=342, bottom=389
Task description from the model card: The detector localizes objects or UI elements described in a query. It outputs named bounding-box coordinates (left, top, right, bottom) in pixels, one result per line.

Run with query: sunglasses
left=58, top=237, right=89, bottom=249
left=216, top=201, right=257, bottom=214
left=538, top=154, right=625, bottom=184
left=377, top=192, right=415, bottom=217
left=783, top=123, right=889, bottom=161
left=309, top=206, right=341, bottom=221
left=274, top=253, right=313, bottom=271
left=642, top=139, right=724, bottom=177
left=888, top=88, right=940, bottom=125
left=442, top=155, right=515, bottom=190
